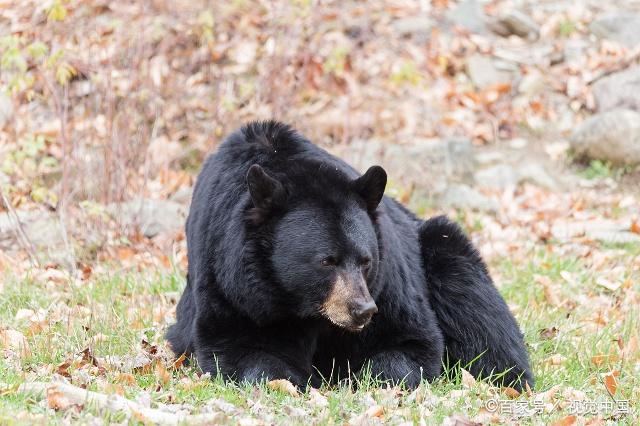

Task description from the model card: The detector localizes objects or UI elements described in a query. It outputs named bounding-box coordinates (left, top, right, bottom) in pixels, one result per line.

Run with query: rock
left=570, top=109, right=640, bottom=165
left=444, top=138, right=475, bottom=181
left=475, top=151, right=505, bottom=166
left=588, top=230, right=640, bottom=245
left=590, top=14, right=640, bottom=48
left=552, top=219, right=640, bottom=244
left=517, top=72, right=545, bottom=97
left=445, top=0, right=487, bottom=34
left=518, top=163, right=557, bottom=190
left=592, top=66, right=640, bottom=113
left=474, top=164, right=518, bottom=188
left=170, top=186, right=193, bottom=205
left=440, top=184, right=499, bottom=212
left=0, top=92, right=12, bottom=128
left=27, top=215, right=67, bottom=248
left=109, top=198, right=187, bottom=239
left=332, top=138, right=476, bottom=193
left=489, top=10, right=540, bottom=39
left=466, top=54, right=511, bottom=89
left=509, top=138, right=528, bottom=149
left=392, top=16, right=433, bottom=39
left=0, top=210, right=70, bottom=264
left=563, top=40, right=589, bottom=66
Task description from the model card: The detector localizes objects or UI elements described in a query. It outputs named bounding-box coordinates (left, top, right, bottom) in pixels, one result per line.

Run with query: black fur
left=166, top=120, right=533, bottom=390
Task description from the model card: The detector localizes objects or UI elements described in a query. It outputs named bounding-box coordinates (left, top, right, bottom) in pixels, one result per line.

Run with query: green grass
left=0, top=251, right=638, bottom=424
left=578, top=159, right=638, bottom=181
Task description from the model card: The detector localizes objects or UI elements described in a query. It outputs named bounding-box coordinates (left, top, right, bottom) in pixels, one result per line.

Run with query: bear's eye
left=360, top=257, right=371, bottom=269
left=321, top=256, right=338, bottom=267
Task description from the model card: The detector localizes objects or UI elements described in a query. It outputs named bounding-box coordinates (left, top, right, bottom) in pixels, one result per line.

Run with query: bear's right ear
left=246, top=164, right=285, bottom=215
left=351, top=165, right=387, bottom=212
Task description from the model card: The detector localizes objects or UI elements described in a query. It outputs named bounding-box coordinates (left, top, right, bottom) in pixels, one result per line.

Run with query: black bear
left=167, top=120, right=533, bottom=390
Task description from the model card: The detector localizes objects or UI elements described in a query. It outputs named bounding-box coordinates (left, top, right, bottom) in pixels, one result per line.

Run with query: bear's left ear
left=351, top=165, right=387, bottom=212
left=246, top=164, right=285, bottom=212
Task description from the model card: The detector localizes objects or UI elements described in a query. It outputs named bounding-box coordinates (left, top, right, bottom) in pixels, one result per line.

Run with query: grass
left=0, top=244, right=638, bottom=424
left=578, top=159, right=638, bottom=181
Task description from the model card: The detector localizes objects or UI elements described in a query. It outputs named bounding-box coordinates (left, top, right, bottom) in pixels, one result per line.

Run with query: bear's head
left=246, top=163, right=387, bottom=331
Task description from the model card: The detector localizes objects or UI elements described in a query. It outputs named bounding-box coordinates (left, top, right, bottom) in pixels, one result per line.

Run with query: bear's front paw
left=367, top=350, right=441, bottom=389
left=234, top=353, right=313, bottom=388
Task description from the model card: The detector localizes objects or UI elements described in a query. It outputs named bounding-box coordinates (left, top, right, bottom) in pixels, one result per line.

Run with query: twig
left=0, top=187, right=39, bottom=267
left=42, top=74, right=76, bottom=270
left=17, top=381, right=227, bottom=425
left=586, top=46, right=640, bottom=85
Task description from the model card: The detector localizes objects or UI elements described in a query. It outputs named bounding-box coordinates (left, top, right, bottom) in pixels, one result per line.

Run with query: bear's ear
left=246, top=164, right=285, bottom=213
left=351, top=165, right=387, bottom=211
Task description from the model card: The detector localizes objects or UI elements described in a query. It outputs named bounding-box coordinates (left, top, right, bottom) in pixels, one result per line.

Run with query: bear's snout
left=349, top=299, right=378, bottom=327
left=322, top=272, right=376, bottom=331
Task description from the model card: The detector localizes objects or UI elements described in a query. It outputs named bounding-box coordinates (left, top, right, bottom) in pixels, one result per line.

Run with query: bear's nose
left=351, top=300, right=378, bottom=324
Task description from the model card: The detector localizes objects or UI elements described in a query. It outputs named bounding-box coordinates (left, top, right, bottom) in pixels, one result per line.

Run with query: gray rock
left=509, top=138, right=529, bottom=149
left=332, top=138, right=476, bottom=193
left=0, top=92, right=12, bottom=128
left=0, top=210, right=68, bottom=260
left=475, top=151, right=505, bottom=165
left=466, top=54, right=511, bottom=89
left=517, top=72, right=545, bottom=97
left=446, top=0, right=487, bottom=34
left=588, top=230, right=640, bottom=245
left=590, top=14, right=640, bottom=48
left=169, top=186, right=193, bottom=205
left=392, top=16, right=433, bottom=39
left=109, top=198, right=187, bottom=239
left=489, top=10, right=539, bottom=39
left=444, top=138, right=476, bottom=182
left=563, top=39, right=589, bottom=65
left=552, top=219, right=640, bottom=244
left=570, top=109, right=640, bottom=165
left=474, top=164, right=518, bottom=188
left=518, top=163, right=557, bottom=190
left=592, top=65, right=640, bottom=113
left=440, top=184, right=498, bottom=212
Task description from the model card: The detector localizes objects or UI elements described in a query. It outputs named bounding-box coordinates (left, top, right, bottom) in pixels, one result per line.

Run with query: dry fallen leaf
left=172, top=353, right=186, bottom=369
left=501, top=386, right=520, bottom=399
left=461, top=368, right=476, bottom=388
left=0, top=328, right=31, bottom=357
left=595, top=277, right=621, bottom=292
left=525, top=381, right=533, bottom=397
left=56, top=360, right=72, bottom=378
left=550, top=415, right=576, bottom=426
left=266, top=379, right=298, bottom=397
left=47, top=385, right=80, bottom=411
left=14, top=308, right=35, bottom=321
left=117, top=373, right=136, bottom=385
left=625, top=335, right=638, bottom=360
left=603, top=372, right=618, bottom=396
left=539, top=327, right=559, bottom=340
left=591, top=354, right=618, bottom=366
left=534, top=274, right=561, bottom=306
left=534, top=384, right=561, bottom=403
left=309, top=388, right=329, bottom=407
left=365, top=405, right=384, bottom=418
left=89, top=333, right=109, bottom=345
left=545, top=354, right=567, bottom=366
left=444, top=414, right=482, bottom=426
left=155, top=362, right=170, bottom=386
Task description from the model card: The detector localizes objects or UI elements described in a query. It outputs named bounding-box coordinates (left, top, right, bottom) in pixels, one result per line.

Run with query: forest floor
left=1, top=0, right=639, bottom=424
